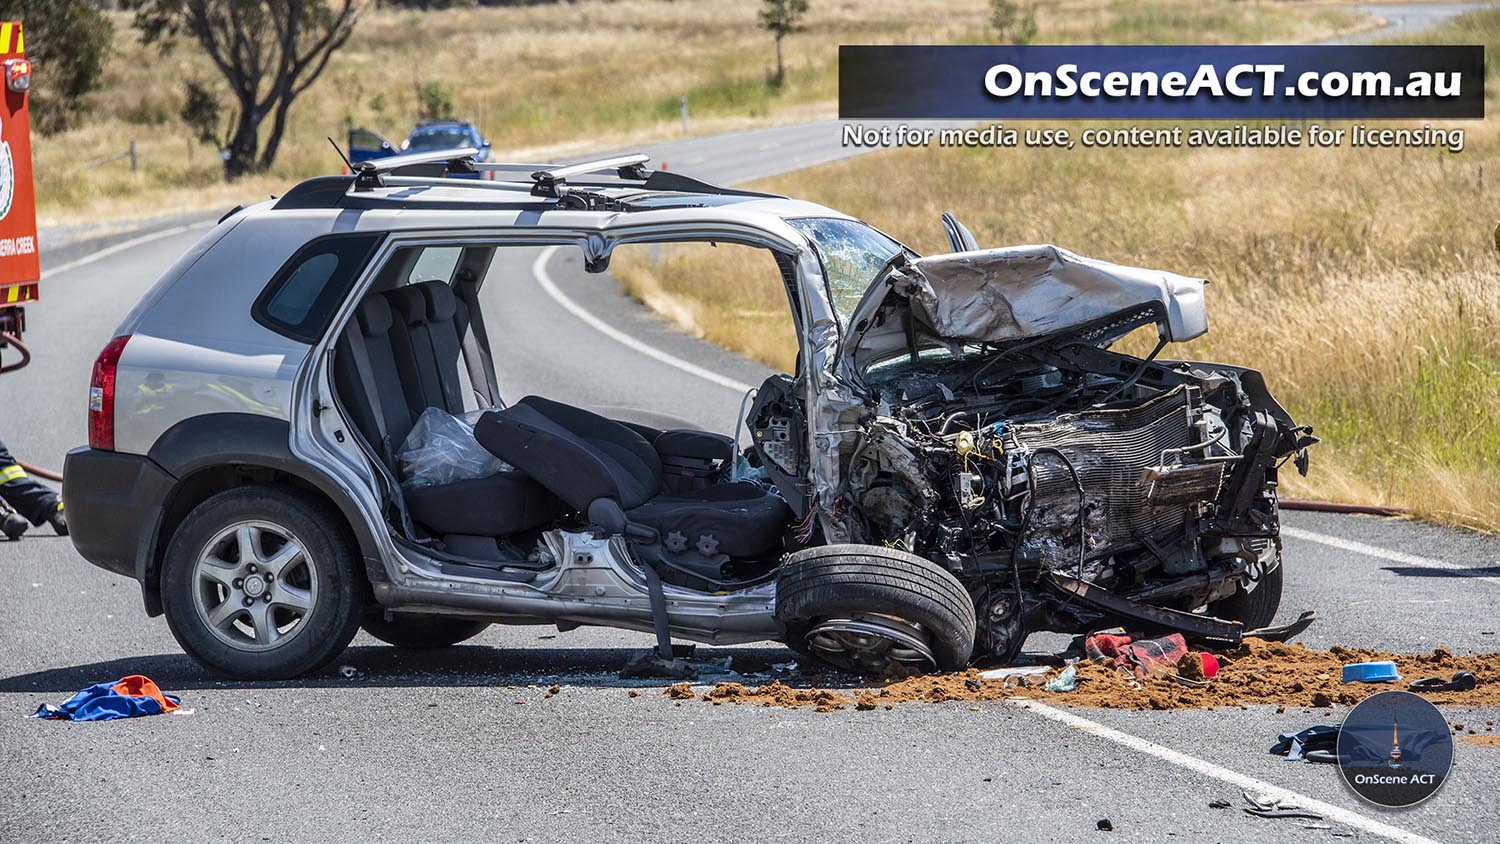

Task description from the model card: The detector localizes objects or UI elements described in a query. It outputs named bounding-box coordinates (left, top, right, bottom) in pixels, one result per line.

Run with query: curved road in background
left=3, top=4, right=1497, bottom=841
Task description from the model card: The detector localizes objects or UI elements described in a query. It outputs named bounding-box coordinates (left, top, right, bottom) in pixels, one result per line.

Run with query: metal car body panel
left=112, top=209, right=339, bottom=453
left=844, top=244, right=1208, bottom=372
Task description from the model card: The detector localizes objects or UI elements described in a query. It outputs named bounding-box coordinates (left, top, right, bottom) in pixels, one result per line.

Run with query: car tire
left=776, top=544, right=977, bottom=673
left=1208, top=551, right=1284, bottom=631
left=361, top=614, right=490, bottom=649
left=160, top=486, right=363, bottom=680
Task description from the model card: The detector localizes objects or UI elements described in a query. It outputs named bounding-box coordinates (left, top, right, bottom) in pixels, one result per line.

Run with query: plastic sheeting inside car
left=397, top=407, right=510, bottom=490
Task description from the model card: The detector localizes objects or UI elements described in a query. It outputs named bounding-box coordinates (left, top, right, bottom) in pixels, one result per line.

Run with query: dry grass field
left=33, top=0, right=1363, bottom=225
left=612, top=9, right=1500, bottom=530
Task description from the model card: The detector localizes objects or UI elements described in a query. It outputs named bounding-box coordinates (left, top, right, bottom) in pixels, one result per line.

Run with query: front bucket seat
left=473, top=396, right=790, bottom=558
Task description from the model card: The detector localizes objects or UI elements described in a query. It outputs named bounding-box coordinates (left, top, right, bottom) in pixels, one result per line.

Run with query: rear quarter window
left=253, top=233, right=384, bottom=343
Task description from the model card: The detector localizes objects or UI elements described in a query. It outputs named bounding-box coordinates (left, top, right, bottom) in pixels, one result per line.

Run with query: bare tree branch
left=128, top=0, right=363, bottom=180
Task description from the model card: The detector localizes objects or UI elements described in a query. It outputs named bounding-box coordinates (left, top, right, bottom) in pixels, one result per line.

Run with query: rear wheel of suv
left=361, top=614, right=490, bottom=648
left=160, top=486, right=363, bottom=680
left=776, top=544, right=977, bottom=674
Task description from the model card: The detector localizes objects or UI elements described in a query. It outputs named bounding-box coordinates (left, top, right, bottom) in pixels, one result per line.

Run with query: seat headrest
left=355, top=296, right=393, bottom=337
left=415, top=280, right=458, bottom=322
left=384, top=286, right=428, bottom=326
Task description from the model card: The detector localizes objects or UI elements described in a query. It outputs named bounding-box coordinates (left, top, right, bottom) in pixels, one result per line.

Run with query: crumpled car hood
left=850, top=245, right=1208, bottom=367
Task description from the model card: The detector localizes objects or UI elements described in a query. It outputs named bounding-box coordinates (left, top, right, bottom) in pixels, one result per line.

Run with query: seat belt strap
left=457, top=285, right=502, bottom=409
left=345, top=336, right=392, bottom=463
left=339, top=339, right=419, bottom=539
left=459, top=328, right=493, bottom=409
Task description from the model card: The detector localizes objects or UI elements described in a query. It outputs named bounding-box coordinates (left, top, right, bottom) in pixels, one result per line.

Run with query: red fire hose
left=17, top=460, right=62, bottom=483
left=0, top=330, right=30, bottom=375
left=1281, top=499, right=1410, bottom=517
left=1, top=332, right=62, bottom=481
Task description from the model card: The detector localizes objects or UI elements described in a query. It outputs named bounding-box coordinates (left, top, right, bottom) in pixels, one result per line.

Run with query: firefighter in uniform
left=0, top=436, right=65, bottom=540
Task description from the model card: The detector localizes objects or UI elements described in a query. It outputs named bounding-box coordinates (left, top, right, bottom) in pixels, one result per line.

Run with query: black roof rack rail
left=637, top=169, right=780, bottom=199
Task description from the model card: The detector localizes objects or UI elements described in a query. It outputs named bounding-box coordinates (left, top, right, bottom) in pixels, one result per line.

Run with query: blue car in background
left=345, top=121, right=494, bottom=178
left=403, top=120, right=493, bottom=178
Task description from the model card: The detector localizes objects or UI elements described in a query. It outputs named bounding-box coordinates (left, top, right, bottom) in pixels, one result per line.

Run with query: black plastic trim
left=272, top=175, right=357, bottom=210
left=250, top=231, right=385, bottom=344
left=62, top=446, right=175, bottom=580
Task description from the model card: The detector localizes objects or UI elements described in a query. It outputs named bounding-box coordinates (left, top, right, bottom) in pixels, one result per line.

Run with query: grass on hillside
left=33, top=0, right=1362, bottom=226
left=612, top=8, right=1500, bottom=530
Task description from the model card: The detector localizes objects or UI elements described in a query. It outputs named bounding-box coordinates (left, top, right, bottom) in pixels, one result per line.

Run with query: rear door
left=347, top=127, right=395, bottom=164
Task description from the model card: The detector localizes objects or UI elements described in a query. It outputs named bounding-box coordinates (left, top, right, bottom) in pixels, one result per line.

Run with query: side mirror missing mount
left=941, top=211, right=979, bottom=253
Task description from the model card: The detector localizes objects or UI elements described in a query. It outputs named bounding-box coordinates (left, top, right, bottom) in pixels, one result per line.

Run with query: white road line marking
left=531, top=245, right=755, bottom=394
left=1282, top=526, right=1500, bottom=587
left=1011, top=698, right=1443, bottom=844
left=40, top=222, right=214, bottom=280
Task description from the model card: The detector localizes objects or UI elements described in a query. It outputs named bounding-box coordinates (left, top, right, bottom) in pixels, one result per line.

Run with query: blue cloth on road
left=31, top=675, right=181, bottom=722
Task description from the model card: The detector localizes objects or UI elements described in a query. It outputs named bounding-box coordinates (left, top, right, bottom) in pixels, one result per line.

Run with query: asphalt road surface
left=1325, top=2, right=1488, bottom=43
left=4, top=6, right=1498, bottom=842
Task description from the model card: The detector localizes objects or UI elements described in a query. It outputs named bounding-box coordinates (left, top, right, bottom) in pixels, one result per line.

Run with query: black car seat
left=333, top=290, right=564, bottom=537
left=474, top=395, right=791, bottom=559
left=384, top=282, right=468, bottom=415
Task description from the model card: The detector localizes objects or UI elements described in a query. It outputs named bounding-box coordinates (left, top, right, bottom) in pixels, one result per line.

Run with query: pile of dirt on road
left=1018, top=640, right=1500, bottom=711
left=662, top=640, right=1500, bottom=712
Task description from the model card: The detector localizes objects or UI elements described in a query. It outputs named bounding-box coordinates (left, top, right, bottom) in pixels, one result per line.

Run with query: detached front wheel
left=160, top=486, right=363, bottom=680
left=776, top=544, right=977, bottom=674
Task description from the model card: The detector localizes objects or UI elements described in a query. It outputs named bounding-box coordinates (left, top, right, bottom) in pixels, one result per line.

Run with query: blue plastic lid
left=1342, top=661, right=1400, bottom=684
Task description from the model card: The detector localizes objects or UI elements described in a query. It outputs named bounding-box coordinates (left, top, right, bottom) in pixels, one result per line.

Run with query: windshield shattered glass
left=788, top=218, right=904, bottom=328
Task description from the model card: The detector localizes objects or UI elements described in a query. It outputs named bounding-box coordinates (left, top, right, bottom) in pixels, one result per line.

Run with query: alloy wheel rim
left=805, top=614, right=936, bottom=673
left=192, top=520, right=318, bottom=652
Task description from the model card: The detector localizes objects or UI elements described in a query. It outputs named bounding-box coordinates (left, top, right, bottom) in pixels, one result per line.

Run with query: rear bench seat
left=333, top=280, right=565, bottom=537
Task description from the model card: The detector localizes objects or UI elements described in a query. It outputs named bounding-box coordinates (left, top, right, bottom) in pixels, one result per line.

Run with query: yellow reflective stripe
left=4, top=286, right=17, bottom=303
left=0, top=464, right=26, bottom=484
left=14, top=23, right=21, bottom=53
left=0, top=24, right=11, bottom=55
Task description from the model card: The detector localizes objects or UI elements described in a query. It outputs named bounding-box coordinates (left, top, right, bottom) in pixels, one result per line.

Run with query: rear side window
left=253, top=233, right=384, bottom=343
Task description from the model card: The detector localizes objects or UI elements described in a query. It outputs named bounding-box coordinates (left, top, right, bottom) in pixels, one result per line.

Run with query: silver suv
left=64, top=150, right=1315, bottom=679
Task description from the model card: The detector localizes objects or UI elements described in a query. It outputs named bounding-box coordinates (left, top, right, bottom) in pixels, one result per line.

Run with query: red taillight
left=89, top=335, right=130, bottom=451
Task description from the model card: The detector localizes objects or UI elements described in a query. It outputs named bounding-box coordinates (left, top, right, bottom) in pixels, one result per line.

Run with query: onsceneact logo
left=838, top=45, right=1485, bottom=120
left=981, top=62, right=1463, bottom=101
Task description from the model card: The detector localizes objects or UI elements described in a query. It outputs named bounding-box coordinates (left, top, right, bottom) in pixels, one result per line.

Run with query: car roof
left=408, top=121, right=476, bottom=132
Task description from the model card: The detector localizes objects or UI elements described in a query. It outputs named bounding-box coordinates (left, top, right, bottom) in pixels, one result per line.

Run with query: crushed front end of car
left=814, top=244, right=1318, bottom=661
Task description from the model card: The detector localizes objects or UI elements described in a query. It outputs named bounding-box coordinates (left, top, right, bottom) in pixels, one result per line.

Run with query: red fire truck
left=0, top=21, right=36, bottom=375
